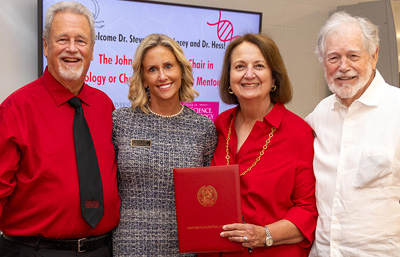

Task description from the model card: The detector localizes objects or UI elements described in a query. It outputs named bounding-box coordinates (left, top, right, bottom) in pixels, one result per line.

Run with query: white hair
left=43, top=1, right=95, bottom=45
left=316, top=12, right=379, bottom=62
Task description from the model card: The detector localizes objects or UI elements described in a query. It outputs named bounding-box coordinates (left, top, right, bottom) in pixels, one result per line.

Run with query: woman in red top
left=202, top=34, right=317, bottom=256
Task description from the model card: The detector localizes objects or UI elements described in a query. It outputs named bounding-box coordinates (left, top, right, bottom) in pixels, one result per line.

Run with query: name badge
left=131, top=139, right=151, bottom=147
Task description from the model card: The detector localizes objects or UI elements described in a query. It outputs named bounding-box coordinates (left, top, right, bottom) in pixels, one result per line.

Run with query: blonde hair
left=128, top=33, right=198, bottom=112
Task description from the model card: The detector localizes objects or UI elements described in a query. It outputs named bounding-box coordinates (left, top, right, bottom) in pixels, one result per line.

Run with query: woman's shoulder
left=112, top=107, right=146, bottom=123
left=218, top=107, right=236, bottom=117
left=214, top=107, right=236, bottom=125
left=113, top=106, right=141, bottom=115
left=280, top=106, right=313, bottom=135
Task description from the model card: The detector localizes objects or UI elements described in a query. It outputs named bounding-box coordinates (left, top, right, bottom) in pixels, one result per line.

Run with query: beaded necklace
left=147, top=104, right=184, bottom=118
left=225, top=117, right=276, bottom=176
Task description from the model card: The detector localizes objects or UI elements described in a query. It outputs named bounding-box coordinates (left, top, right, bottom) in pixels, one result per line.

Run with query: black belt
left=2, top=233, right=110, bottom=253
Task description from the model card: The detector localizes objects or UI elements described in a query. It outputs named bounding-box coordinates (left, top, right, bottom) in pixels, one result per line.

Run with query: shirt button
left=335, top=192, right=340, bottom=198
left=332, top=217, right=339, bottom=224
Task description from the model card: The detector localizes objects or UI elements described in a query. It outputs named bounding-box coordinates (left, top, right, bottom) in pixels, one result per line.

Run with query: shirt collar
left=331, top=70, right=384, bottom=110
left=355, top=70, right=384, bottom=107
left=223, top=102, right=286, bottom=129
left=40, top=67, right=91, bottom=107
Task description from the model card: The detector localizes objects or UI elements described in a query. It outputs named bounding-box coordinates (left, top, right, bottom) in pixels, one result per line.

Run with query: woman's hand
left=220, top=223, right=266, bottom=249
left=220, top=220, right=305, bottom=250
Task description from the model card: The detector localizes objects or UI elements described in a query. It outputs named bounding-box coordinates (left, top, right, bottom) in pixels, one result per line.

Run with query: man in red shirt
left=0, top=2, right=120, bottom=256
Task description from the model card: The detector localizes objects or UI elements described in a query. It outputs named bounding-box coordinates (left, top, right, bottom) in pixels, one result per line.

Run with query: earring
left=228, top=87, right=234, bottom=94
left=271, top=85, right=277, bottom=92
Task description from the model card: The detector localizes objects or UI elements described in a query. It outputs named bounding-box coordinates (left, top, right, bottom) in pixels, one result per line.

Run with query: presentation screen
left=38, top=0, right=262, bottom=120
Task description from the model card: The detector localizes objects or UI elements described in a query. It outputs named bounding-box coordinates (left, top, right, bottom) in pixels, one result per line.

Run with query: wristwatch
left=264, top=226, right=273, bottom=247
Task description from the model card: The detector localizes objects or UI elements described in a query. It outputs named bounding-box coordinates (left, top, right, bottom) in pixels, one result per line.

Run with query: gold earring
left=271, top=85, right=277, bottom=92
left=228, top=87, right=234, bottom=94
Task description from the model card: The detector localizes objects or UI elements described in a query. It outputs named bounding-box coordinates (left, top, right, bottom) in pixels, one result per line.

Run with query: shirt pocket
left=353, top=149, right=394, bottom=188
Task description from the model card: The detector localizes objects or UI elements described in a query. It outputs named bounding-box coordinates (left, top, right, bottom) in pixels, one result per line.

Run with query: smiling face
left=142, top=45, right=182, bottom=106
left=229, top=42, right=275, bottom=104
left=323, top=24, right=378, bottom=105
left=43, top=12, right=94, bottom=93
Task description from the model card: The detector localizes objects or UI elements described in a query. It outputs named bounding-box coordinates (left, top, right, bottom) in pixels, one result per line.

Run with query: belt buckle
left=78, top=238, right=87, bottom=253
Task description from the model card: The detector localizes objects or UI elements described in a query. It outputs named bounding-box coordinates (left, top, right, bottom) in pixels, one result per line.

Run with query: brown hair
left=219, top=33, right=292, bottom=105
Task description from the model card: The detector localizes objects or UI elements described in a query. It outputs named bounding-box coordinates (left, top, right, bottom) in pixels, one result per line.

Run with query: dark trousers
left=0, top=236, right=112, bottom=257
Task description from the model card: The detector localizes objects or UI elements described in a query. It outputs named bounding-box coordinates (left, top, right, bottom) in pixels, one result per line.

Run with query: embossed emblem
left=197, top=185, right=218, bottom=207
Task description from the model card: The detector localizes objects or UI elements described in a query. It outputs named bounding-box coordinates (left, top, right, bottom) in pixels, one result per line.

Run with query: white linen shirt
left=306, top=71, right=400, bottom=257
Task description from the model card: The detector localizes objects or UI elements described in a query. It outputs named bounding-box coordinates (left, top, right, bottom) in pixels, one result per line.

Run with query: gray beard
left=326, top=64, right=373, bottom=99
left=58, top=64, right=84, bottom=81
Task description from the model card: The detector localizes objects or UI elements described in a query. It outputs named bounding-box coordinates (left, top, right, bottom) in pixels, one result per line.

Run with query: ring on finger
left=243, top=236, right=248, bottom=242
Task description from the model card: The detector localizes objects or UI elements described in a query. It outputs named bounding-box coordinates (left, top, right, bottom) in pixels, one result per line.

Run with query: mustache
left=333, top=71, right=357, bottom=79
left=59, top=53, right=83, bottom=59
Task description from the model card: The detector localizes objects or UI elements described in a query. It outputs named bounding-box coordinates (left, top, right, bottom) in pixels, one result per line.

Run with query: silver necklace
left=147, top=103, right=184, bottom=118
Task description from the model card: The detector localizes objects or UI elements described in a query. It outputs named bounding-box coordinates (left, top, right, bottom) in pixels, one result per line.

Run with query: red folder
left=173, top=165, right=243, bottom=253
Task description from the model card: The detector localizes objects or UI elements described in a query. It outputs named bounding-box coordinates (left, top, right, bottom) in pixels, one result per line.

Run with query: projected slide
left=40, top=0, right=261, bottom=120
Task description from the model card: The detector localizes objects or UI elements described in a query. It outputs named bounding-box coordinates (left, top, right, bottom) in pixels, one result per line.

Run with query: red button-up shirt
left=210, top=103, right=317, bottom=257
left=0, top=68, right=120, bottom=239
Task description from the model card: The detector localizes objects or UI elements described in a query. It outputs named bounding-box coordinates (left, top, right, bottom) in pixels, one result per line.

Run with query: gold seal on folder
left=197, top=185, right=218, bottom=207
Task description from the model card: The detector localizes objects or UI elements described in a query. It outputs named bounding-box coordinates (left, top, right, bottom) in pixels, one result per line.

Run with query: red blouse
left=210, top=103, right=317, bottom=257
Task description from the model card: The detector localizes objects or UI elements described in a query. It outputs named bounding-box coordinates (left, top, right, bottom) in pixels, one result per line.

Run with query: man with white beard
left=0, top=2, right=120, bottom=256
left=306, top=12, right=400, bottom=257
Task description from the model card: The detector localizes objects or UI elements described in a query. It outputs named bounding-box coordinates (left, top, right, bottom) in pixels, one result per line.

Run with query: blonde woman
left=112, top=33, right=217, bottom=256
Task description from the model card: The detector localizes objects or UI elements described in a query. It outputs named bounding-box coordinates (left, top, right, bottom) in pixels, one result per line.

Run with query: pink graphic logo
left=182, top=102, right=219, bottom=121
left=207, top=11, right=240, bottom=42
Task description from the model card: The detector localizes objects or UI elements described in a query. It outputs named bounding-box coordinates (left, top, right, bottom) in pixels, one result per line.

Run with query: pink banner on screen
left=183, top=102, right=219, bottom=122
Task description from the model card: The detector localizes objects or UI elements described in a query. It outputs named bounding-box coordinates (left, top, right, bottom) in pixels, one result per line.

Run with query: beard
left=58, top=54, right=84, bottom=81
left=325, top=63, right=373, bottom=99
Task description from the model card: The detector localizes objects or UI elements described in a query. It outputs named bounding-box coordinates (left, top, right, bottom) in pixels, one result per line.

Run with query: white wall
left=0, top=0, right=378, bottom=117
left=0, top=0, right=39, bottom=104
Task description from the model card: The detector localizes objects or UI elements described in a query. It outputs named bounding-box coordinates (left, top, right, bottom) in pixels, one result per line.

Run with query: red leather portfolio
left=173, top=165, right=243, bottom=253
